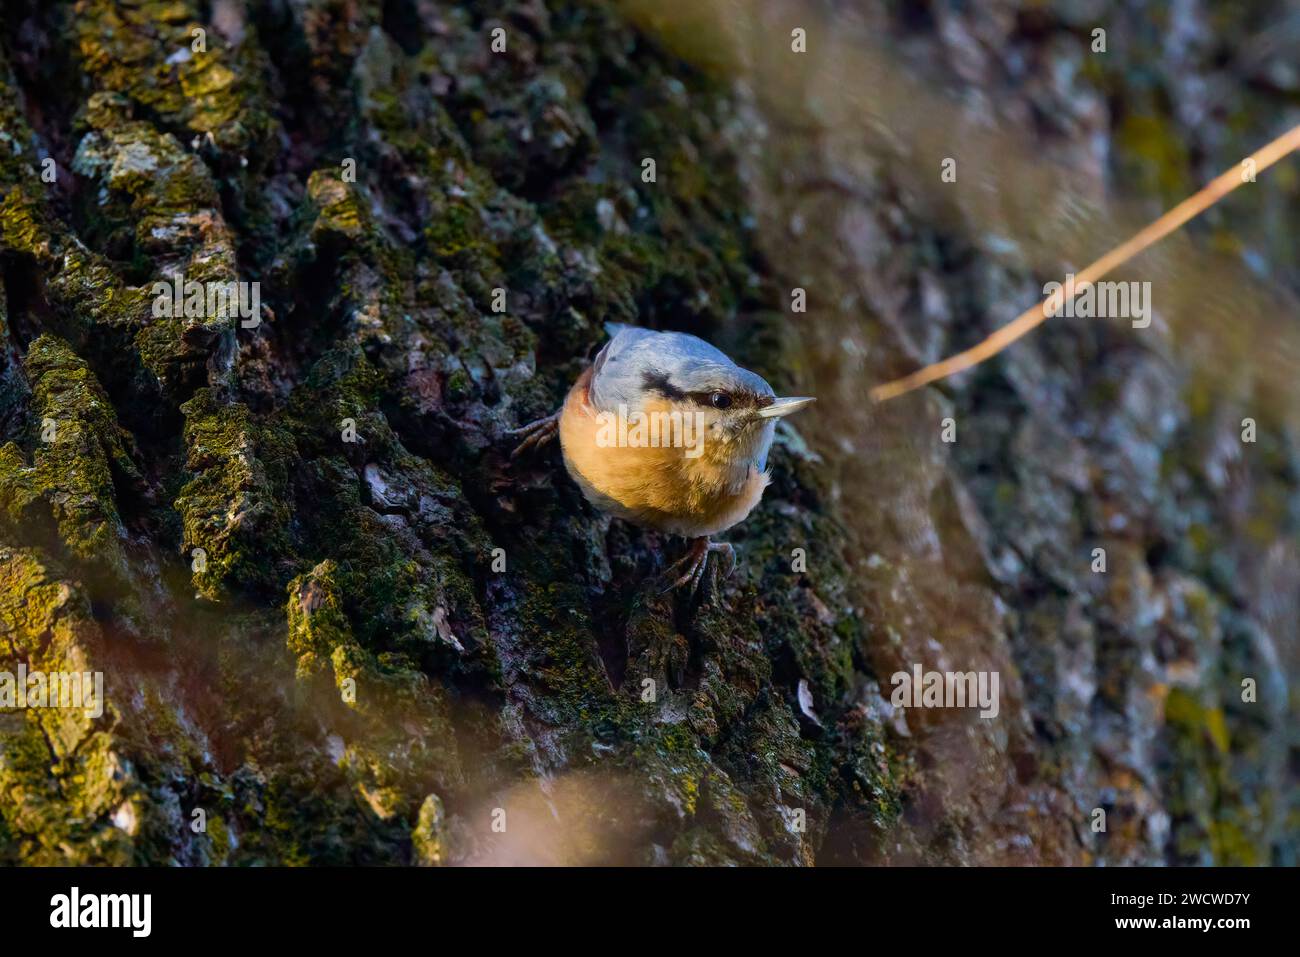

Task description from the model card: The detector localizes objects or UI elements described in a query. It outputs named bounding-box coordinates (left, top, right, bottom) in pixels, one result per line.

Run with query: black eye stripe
left=639, top=373, right=760, bottom=408
left=687, top=390, right=742, bottom=408
left=640, top=371, right=686, bottom=400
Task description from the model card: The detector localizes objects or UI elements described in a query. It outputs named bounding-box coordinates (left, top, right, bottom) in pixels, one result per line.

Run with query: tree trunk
left=0, top=0, right=1295, bottom=865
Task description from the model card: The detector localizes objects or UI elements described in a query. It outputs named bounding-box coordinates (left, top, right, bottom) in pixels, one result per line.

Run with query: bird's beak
left=756, top=396, right=816, bottom=419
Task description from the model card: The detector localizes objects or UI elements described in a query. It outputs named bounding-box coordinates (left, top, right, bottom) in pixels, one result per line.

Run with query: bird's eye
left=709, top=391, right=732, bottom=409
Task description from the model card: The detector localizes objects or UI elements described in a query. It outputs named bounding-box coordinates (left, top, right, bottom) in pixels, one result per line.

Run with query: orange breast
left=557, top=368, right=769, bottom=538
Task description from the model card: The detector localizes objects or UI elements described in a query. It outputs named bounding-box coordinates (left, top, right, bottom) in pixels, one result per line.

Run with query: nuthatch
left=511, top=324, right=814, bottom=595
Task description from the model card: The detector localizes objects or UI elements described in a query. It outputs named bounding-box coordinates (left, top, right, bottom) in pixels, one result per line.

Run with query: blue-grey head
left=589, top=324, right=814, bottom=472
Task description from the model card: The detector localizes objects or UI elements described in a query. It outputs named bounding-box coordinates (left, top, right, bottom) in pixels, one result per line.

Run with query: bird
left=510, top=324, right=814, bottom=596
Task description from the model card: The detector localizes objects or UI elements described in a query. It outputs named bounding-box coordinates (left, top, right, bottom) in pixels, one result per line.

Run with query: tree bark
left=0, top=0, right=1295, bottom=865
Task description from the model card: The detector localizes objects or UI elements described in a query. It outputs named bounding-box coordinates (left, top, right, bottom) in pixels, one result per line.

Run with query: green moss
left=284, top=560, right=465, bottom=831
left=1165, top=687, right=1230, bottom=753
left=0, top=188, right=59, bottom=267
left=307, top=171, right=367, bottom=242
left=0, top=336, right=141, bottom=583
left=0, top=548, right=135, bottom=864
left=1115, top=112, right=1194, bottom=204
left=74, top=0, right=274, bottom=155
left=286, top=559, right=362, bottom=682
left=174, top=387, right=294, bottom=598
left=1162, top=685, right=1266, bottom=865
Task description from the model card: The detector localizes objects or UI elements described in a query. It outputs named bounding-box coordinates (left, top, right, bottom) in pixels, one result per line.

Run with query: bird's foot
left=661, top=537, right=737, bottom=600
left=508, top=410, right=560, bottom=459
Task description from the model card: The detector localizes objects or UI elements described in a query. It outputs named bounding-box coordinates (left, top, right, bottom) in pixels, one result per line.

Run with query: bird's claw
left=508, top=411, right=560, bottom=459
left=661, top=538, right=736, bottom=601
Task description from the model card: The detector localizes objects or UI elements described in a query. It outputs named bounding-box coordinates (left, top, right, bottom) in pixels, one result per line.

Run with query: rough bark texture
left=0, top=0, right=1296, bottom=865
